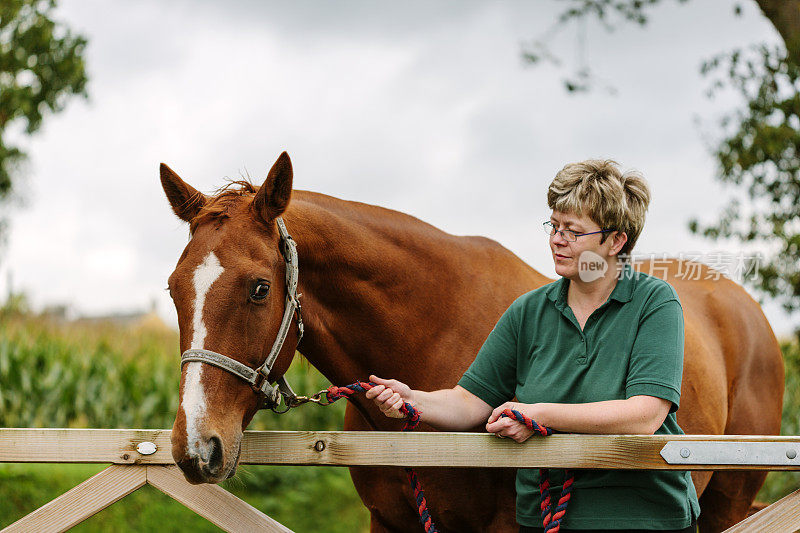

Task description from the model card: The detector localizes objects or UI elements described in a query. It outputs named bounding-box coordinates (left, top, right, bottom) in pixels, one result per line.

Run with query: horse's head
left=161, top=152, right=299, bottom=484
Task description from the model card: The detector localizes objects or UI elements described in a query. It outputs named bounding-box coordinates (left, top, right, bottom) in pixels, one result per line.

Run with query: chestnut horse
left=162, top=152, right=784, bottom=532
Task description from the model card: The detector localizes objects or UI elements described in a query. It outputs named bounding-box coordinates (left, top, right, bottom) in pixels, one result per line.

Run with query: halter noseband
left=179, top=217, right=304, bottom=412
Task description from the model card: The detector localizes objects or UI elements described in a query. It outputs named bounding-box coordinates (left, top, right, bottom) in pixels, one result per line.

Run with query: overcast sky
left=1, top=0, right=795, bottom=337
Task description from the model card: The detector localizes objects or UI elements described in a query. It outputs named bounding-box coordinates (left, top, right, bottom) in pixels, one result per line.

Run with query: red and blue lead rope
left=325, top=382, right=572, bottom=533
left=325, top=382, right=434, bottom=532
left=501, top=409, right=574, bottom=533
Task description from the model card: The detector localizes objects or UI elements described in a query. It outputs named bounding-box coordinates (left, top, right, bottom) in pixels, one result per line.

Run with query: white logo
left=578, top=251, right=608, bottom=282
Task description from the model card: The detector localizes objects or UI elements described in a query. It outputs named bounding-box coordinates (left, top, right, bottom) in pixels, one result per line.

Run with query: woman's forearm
left=412, top=386, right=493, bottom=431
left=530, top=396, right=671, bottom=434
left=368, top=376, right=494, bottom=430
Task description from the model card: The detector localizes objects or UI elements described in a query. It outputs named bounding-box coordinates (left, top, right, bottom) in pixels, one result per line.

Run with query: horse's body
left=163, top=154, right=784, bottom=532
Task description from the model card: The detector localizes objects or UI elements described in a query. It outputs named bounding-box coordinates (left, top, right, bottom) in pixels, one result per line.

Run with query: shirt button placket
left=578, top=335, right=588, bottom=364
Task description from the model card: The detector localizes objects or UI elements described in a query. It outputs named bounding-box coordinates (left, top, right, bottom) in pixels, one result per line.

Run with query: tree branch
left=755, top=0, right=800, bottom=63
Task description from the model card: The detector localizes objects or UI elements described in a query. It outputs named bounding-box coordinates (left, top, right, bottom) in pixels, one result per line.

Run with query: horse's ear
left=160, top=163, right=207, bottom=222
left=252, top=151, right=293, bottom=224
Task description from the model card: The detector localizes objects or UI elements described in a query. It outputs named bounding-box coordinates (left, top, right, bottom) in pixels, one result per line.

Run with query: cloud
left=2, top=0, right=793, bottom=334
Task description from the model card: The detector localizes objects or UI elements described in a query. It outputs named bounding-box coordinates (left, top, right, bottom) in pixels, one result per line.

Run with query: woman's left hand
left=485, top=402, right=543, bottom=443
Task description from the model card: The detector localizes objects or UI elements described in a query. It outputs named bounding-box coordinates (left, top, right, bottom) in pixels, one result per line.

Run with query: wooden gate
left=2, top=429, right=799, bottom=532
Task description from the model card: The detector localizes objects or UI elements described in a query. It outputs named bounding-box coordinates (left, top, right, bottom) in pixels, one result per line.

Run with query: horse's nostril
left=207, top=436, right=223, bottom=474
left=176, top=456, right=205, bottom=485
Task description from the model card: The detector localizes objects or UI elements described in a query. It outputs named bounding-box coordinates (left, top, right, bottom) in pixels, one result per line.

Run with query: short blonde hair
left=547, top=159, right=650, bottom=257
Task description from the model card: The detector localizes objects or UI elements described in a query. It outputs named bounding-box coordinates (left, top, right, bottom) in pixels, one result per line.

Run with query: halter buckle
left=251, top=371, right=266, bottom=393
left=250, top=371, right=280, bottom=408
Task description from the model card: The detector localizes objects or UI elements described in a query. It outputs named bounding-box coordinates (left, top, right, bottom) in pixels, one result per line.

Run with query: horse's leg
left=343, top=403, right=518, bottom=532
left=368, top=519, right=395, bottom=533
left=678, top=326, right=728, bottom=519
left=344, top=403, right=423, bottom=532
left=350, top=464, right=418, bottom=533
left=696, top=317, right=784, bottom=532
left=696, top=392, right=780, bottom=532
left=697, top=471, right=769, bottom=532
left=690, top=471, right=714, bottom=499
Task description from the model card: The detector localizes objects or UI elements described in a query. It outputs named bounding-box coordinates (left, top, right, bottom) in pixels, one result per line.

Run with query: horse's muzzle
left=174, top=434, right=231, bottom=484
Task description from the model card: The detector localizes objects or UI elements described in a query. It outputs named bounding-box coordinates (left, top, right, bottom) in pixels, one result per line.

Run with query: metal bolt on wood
left=137, top=442, right=157, bottom=455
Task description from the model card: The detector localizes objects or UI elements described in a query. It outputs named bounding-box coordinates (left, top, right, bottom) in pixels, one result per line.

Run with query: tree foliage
left=690, top=45, right=800, bottom=313
left=529, top=0, right=800, bottom=323
left=0, top=0, right=88, bottom=203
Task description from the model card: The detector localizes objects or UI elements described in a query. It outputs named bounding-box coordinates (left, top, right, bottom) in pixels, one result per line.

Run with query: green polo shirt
left=458, top=263, right=700, bottom=529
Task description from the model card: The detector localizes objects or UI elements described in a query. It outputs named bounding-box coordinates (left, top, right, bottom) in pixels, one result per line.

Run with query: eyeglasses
left=543, top=221, right=616, bottom=242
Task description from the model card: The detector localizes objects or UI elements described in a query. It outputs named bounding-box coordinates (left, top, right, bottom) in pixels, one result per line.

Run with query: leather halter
left=180, top=217, right=304, bottom=412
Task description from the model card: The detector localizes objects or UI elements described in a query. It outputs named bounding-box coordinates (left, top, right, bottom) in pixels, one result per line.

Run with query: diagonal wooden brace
left=1, top=464, right=146, bottom=533
left=723, top=487, right=800, bottom=532
left=146, top=465, right=293, bottom=532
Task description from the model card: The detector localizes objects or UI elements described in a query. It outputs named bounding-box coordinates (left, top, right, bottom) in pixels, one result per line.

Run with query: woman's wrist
left=525, top=402, right=552, bottom=428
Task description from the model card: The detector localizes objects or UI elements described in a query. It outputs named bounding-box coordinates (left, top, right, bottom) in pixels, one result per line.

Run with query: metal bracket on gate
left=661, top=441, right=800, bottom=466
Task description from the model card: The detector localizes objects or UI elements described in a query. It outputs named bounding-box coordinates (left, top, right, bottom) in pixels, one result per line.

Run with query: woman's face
left=548, top=210, right=621, bottom=280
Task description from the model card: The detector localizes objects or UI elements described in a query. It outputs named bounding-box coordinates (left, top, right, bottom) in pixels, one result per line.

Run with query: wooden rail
left=2, top=429, right=799, bottom=532
left=4, top=429, right=800, bottom=469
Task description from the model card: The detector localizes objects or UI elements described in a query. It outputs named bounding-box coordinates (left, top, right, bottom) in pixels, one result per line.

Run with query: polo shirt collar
left=545, top=261, right=636, bottom=308
left=609, top=262, right=636, bottom=303
left=545, top=276, right=569, bottom=311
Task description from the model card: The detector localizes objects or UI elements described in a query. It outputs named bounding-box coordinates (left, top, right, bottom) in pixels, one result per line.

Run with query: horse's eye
left=250, top=281, right=270, bottom=301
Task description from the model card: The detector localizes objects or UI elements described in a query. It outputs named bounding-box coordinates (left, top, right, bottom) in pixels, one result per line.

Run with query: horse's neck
left=283, top=191, right=548, bottom=389
left=283, top=193, right=439, bottom=385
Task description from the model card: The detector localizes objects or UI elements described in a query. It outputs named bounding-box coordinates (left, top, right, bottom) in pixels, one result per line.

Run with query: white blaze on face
left=182, top=251, right=224, bottom=452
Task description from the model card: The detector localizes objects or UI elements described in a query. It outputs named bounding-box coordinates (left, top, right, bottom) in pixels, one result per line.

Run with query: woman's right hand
left=366, top=375, right=415, bottom=419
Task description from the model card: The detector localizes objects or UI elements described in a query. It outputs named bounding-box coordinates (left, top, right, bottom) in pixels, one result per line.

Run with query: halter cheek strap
left=179, top=216, right=303, bottom=411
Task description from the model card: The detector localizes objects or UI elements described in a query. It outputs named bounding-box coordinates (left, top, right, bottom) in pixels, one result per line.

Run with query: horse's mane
left=190, top=180, right=256, bottom=232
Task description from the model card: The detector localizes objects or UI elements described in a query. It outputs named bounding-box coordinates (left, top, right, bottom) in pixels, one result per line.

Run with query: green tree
left=528, top=1, right=800, bottom=324
left=691, top=44, right=800, bottom=318
left=0, top=0, right=88, bottom=230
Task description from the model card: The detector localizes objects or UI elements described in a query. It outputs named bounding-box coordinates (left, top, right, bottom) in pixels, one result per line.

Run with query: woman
left=367, top=160, right=700, bottom=532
